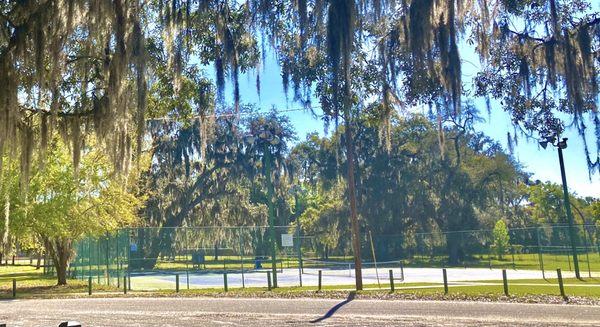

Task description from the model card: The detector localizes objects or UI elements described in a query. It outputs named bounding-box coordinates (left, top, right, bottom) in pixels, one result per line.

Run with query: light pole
left=539, top=135, right=581, bottom=279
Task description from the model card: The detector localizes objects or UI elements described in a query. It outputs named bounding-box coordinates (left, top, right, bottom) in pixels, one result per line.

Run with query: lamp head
left=539, top=140, right=548, bottom=149
left=558, top=138, right=568, bottom=149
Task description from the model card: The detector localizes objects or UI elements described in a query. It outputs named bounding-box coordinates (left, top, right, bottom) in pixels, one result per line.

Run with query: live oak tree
left=136, top=105, right=295, bottom=269
left=288, top=110, right=526, bottom=263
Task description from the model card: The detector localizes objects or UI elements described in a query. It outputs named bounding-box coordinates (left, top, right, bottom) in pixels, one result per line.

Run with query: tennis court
left=127, top=262, right=560, bottom=290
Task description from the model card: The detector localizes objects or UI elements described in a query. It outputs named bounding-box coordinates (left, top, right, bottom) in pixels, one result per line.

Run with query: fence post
left=582, top=227, right=592, bottom=278
left=389, top=270, right=394, bottom=292
left=176, top=274, right=180, bottom=293
left=511, top=246, right=516, bottom=270
left=502, top=269, right=509, bottom=296
left=116, top=230, right=120, bottom=287
left=400, top=260, right=405, bottom=280
left=557, top=268, right=567, bottom=300
left=105, top=233, right=110, bottom=286
left=223, top=272, right=228, bottom=292
left=128, top=272, right=131, bottom=291
left=185, top=228, right=190, bottom=290
left=318, top=270, right=322, bottom=291
left=296, top=224, right=303, bottom=287
left=536, top=227, right=545, bottom=279
left=12, top=278, right=16, bottom=298
left=442, top=268, right=448, bottom=295
left=97, top=240, right=101, bottom=284
left=239, top=227, right=245, bottom=289
left=267, top=271, right=272, bottom=291
left=88, top=276, right=92, bottom=296
left=186, top=270, right=190, bottom=290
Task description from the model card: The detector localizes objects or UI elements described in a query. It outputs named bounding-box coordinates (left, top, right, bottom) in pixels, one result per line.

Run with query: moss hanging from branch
left=0, top=0, right=149, bottom=180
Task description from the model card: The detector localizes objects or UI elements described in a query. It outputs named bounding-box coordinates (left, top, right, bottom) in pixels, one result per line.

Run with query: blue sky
left=224, top=50, right=600, bottom=198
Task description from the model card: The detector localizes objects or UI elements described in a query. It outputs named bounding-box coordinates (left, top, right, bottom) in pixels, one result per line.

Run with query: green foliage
left=524, top=181, right=590, bottom=225
left=2, top=0, right=599, bottom=191
left=285, top=110, right=532, bottom=262
left=1, top=137, right=141, bottom=284
left=24, top=139, right=140, bottom=240
left=297, top=185, right=348, bottom=258
left=491, top=220, right=511, bottom=259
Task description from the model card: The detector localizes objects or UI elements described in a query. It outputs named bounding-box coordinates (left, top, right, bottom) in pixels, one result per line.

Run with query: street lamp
left=245, top=129, right=281, bottom=288
left=539, top=134, right=581, bottom=279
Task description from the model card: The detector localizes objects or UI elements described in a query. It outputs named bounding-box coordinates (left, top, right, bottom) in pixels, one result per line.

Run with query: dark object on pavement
left=58, top=322, right=82, bottom=327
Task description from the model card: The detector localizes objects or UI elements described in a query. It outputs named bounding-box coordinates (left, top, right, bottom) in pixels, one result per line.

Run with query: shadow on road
left=310, top=291, right=356, bottom=323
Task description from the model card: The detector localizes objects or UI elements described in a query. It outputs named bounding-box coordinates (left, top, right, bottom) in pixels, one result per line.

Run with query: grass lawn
left=0, top=265, right=118, bottom=299
left=396, top=277, right=600, bottom=297
left=406, top=252, right=600, bottom=272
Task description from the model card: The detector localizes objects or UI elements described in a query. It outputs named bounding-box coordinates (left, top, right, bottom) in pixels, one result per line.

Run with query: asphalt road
left=1, top=297, right=600, bottom=326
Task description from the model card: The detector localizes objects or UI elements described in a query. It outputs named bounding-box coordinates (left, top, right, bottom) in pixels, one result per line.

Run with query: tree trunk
left=129, top=204, right=194, bottom=270
left=2, top=187, right=10, bottom=265
left=446, top=233, right=461, bottom=265
left=47, top=238, right=72, bottom=286
left=55, top=259, right=68, bottom=285
left=129, top=226, right=176, bottom=270
left=343, top=72, right=363, bottom=291
left=36, top=253, right=41, bottom=270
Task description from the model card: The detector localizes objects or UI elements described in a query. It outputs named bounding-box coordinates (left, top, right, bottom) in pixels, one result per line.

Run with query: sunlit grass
left=0, top=265, right=118, bottom=299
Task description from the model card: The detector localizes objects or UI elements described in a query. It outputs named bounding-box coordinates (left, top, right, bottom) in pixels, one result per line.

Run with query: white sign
left=281, top=234, right=294, bottom=247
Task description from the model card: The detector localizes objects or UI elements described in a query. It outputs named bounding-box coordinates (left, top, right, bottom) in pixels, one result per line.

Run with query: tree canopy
left=0, top=0, right=597, bottom=176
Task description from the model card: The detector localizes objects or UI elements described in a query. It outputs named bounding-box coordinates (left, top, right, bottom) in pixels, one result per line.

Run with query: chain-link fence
left=71, top=226, right=304, bottom=289
left=70, top=224, right=600, bottom=290
left=369, top=225, right=600, bottom=276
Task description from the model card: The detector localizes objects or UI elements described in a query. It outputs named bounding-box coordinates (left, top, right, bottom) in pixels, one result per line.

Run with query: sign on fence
left=281, top=234, right=294, bottom=247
